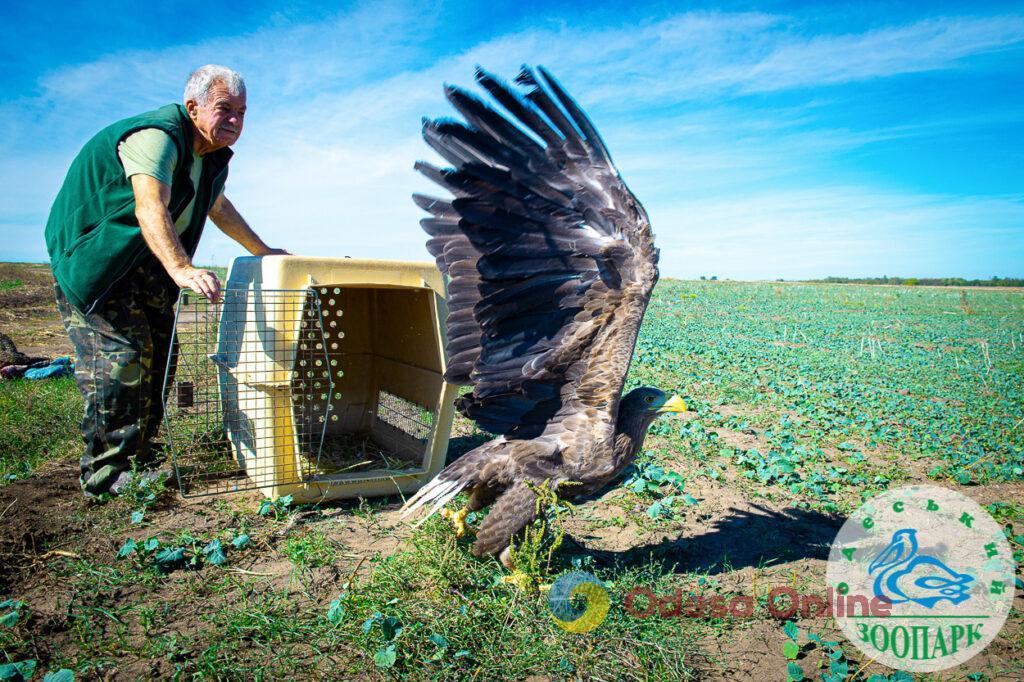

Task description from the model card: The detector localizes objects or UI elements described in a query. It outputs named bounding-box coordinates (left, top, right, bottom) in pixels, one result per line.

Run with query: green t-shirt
left=117, top=128, right=222, bottom=234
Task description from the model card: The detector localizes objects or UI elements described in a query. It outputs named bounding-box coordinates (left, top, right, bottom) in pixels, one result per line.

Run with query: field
left=1, top=262, right=1022, bottom=680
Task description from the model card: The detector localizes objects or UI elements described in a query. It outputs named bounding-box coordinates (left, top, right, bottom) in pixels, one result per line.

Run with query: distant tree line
left=809, top=276, right=1024, bottom=287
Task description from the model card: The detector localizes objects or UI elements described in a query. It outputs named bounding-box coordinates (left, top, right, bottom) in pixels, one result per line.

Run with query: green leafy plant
left=0, top=599, right=26, bottom=629
left=803, top=631, right=852, bottom=682
left=326, top=584, right=350, bottom=625
left=624, top=460, right=698, bottom=519
left=362, top=611, right=405, bottom=669
left=782, top=620, right=800, bottom=660
left=866, top=671, right=914, bottom=681
left=116, top=530, right=245, bottom=572
left=0, top=659, right=36, bottom=681
left=257, top=494, right=294, bottom=519
left=117, top=468, right=169, bottom=526
left=202, top=539, right=227, bottom=566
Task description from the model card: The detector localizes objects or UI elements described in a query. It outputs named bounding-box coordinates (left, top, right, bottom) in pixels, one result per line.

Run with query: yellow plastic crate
left=212, top=255, right=457, bottom=502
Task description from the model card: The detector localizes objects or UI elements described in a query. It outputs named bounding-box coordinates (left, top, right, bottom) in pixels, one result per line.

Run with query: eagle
left=399, top=66, right=686, bottom=574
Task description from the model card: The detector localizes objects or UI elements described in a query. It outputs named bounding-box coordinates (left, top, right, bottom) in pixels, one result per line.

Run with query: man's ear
left=185, top=99, right=199, bottom=119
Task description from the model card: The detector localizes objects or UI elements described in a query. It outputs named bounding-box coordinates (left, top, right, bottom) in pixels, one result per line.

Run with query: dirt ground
left=2, top=262, right=1022, bottom=680
left=0, top=262, right=72, bottom=358
left=2, top=449, right=1021, bottom=680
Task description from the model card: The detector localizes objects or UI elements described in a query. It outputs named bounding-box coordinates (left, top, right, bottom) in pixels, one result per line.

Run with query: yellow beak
left=656, top=394, right=687, bottom=414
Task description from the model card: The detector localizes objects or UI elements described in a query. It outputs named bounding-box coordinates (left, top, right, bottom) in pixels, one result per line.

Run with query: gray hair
left=183, top=65, right=246, bottom=105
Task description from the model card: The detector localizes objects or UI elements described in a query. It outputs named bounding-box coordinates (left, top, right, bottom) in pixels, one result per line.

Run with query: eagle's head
left=615, top=388, right=688, bottom=455
left=621, top=387, right=687, bottom=421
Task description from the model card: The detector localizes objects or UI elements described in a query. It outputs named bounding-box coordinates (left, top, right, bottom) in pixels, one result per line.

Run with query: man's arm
left=208, top=194, right=287, bottom=256
left=131, top=174, right=222, bottom=301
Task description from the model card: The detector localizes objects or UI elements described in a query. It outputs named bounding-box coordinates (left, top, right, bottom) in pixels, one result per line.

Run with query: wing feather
left=414, top=66, right=658, bottom=442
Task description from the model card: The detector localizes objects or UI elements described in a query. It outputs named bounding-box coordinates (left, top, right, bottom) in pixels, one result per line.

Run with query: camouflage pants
left=55, top=260, right=180, bottom=494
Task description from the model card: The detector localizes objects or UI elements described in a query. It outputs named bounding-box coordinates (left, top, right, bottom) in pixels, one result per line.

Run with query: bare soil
left=2, top=263, right=1021, bottom=680
left=2, top=457, right=1020, bottom=680
left=0, top=263, right=72, bottom=359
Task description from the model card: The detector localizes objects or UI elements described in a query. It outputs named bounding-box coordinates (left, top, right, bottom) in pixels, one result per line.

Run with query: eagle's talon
left=500, top=569, right=539, bottom=591
left=440, top=506, right=471, bottom=537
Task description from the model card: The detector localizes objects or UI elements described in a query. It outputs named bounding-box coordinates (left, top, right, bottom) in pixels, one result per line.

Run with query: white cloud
left=736, top=15, right=1024, bottom=93
left=651, top=189, right=1024, bottom=279
left=3, top=8, right=1022, bottom=279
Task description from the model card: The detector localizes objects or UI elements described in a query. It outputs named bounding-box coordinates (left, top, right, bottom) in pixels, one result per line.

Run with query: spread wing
left=415, top=66, right=658, bottom=446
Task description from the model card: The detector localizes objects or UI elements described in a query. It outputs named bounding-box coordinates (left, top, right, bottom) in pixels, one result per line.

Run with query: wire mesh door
left=162, top=287, right=333, bottom=496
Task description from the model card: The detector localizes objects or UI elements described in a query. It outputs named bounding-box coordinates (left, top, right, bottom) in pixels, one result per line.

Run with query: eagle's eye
left=644, top=395, right=654, bottom=404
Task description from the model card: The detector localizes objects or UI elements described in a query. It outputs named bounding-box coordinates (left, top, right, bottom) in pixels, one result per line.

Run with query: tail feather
left=413, top=481, right=470, bottom=529
left=399, top=478, right=461, bottom=519
left=399, top=439, right=507, bottom=526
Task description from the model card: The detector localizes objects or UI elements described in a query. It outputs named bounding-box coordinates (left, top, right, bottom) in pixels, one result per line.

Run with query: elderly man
left=44, top=65, right=285, bottom=498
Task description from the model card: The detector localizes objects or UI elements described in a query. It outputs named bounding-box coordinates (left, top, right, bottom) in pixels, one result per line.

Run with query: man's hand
left=170, top=266, right=221, bottom=303
left=254, top=247, right=291, bottom=256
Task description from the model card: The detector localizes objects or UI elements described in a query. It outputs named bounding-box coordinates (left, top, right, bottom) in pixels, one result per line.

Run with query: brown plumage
left=399, top=66, right=685, bottom=566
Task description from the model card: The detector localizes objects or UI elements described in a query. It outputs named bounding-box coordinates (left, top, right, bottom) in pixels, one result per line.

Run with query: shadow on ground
left=565, top=504, right=845, bottom=575
left=445, top=434, right=492, bottom=462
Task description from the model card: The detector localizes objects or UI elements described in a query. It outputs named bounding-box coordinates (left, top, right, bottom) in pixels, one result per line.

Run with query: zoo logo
left=827, top=486, right=1015, bottom=673
left=547, top=571, right=610, bottom=633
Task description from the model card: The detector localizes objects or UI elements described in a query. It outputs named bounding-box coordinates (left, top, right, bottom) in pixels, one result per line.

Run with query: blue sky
left=2, top=0, right=1021, bottom=279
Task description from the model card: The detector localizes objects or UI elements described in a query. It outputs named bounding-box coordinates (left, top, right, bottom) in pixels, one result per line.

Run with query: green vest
left=45, top=104, right=231, bottom=312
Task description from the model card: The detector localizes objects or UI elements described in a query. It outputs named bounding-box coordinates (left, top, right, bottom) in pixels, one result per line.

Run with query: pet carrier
left=162, top=256, right=458, bottom=502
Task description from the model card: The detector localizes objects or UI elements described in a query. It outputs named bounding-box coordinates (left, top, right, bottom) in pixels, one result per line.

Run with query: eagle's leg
left=499, top=545, right=515, bottom=569
left=471, top=482, right=548, bottom=590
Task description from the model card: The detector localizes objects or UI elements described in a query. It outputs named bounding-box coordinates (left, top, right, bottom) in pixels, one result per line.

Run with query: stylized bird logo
left=868, top=528, right=974, bottom=608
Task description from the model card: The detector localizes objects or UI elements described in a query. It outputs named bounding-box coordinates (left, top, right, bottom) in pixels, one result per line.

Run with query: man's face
left=186, top=81, right=246, bottom=152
